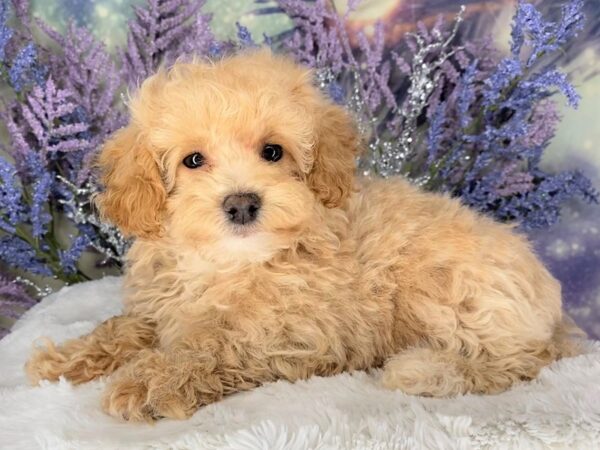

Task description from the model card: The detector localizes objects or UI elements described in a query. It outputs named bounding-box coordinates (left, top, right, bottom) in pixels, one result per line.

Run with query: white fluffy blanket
left=1, top=277, right=599, bottom=450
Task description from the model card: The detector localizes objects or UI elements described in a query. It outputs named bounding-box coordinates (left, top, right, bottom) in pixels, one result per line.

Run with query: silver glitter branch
left=57, top=176, right=130, bottom=267
left=13, top=276, right=53, bottom=297
left=392, top=7, right=464, bottom=172
left=338, top=6, right=466, bottom=181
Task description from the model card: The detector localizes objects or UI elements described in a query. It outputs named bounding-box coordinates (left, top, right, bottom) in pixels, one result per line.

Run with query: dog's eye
left=183, top=152, right=205, bottom=169
left=261, top=144, right=283, bottom=162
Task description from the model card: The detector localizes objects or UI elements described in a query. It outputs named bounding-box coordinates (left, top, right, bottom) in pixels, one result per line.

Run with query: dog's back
left=349, top=176, right=580, bottom=396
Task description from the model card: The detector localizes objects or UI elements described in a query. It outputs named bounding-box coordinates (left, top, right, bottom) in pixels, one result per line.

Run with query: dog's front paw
left=26, top=339, right=116, bottom=385
left=103, top=375, right=197, bottom=422
left=25, top=340, right=98, bottom=385
left=102, top=354, right=199, bottom=422
left=25, top=342, right=68, bottom=384
left=102, top=374, right=155, bottom=422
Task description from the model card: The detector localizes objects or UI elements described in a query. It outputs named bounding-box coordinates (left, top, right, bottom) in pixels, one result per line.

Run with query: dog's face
left=97, top=51, right=359, bottom=263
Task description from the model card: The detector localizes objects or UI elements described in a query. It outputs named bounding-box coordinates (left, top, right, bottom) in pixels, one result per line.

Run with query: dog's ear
left=95, top=124, right=166, bottom=239
left=306, top=100, right=360, bottom=208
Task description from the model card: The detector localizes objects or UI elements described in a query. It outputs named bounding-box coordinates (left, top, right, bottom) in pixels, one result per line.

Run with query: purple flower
left=236, top=22, right=256, bottom=47
left=0, top=236, right=51, bottom=276
left=482, top=58, right=522, bottom=106
left=8, top=42, right=43, bottom=91
left=4, top=78, right=92, bottom=187
left=392, top=52, right=411, bottom=74
left=520, top=101, right=560, bottom=148
left=30, top=171, right=52, bottom=238
left=263, top=33, right=273, bottom=47
left=511, top=0, right=585, bottom=67
left=327, top=81, right=345, bottom=104
left=523, top=70, right=580, bottom=108
left=39, top=20, right=123, bottom=160
left=427, top=101, right=447, bottom=164
left=510, top=1, right=536, bottom=57
left=60, top=231, right=90, bottom=274
left=0, top=0, right=14, bottom=62
left=501, top=171, right=597, bottom=229
left=494, top=163, right=534, bottom=197
left=421, top=0, right=595, bottom=228
left=0, top=156, right=23, bottom=232
left=17, top=151, right=46, bottom=183
left=457, top=60, right=478, bottom=128
left=180, top=9, right=217, bottom=57
left=208, top=40, right=224, bottom=57
left=121, top=0, right=216, bottom=88
left=10, top=0, right=30, bottom=25
left=28, top=78, right=90, bottom=153
left=356, top=21, right=396, bottom=111
left=278, top=0, right=348, bottom=73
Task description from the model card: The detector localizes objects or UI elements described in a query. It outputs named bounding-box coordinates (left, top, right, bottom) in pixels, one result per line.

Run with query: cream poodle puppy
left=26, top=50, right=581, bottom=421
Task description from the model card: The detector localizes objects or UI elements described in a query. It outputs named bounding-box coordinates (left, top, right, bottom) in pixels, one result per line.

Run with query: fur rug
left=1, top=277, right=599, bottom=450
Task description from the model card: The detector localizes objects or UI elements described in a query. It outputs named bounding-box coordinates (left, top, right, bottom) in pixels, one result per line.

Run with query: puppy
left=26, top=50, right=581, bottom=421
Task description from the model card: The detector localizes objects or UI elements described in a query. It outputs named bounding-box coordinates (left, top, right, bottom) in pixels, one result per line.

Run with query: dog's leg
left=381, top=337, right=572, bottom=397
left=25, top=315, right=156, bottom=385
left=381, top=347, right=470, bottom=397
left=102, top=345, right=272, bottom=421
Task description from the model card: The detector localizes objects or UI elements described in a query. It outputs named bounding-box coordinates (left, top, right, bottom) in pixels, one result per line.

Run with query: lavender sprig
left=120, top=0, right=216, bottom=88
left=426, top=0, right=595, bottom=229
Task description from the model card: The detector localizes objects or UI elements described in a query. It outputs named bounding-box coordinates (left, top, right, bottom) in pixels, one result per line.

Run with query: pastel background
left=20, top=0, right=600, bottom=338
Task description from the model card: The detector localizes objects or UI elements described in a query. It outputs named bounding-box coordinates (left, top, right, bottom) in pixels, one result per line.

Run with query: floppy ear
left=95, top=125, right=166, bottom=239
left=307, top=101, right=360, bottom=208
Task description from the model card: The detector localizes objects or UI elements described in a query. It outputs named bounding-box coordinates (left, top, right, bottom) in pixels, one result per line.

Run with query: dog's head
left=96, top=50, right=359, bottom=263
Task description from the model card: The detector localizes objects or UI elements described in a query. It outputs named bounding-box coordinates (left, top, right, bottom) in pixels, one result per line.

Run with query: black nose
left=222, top=193, right=262, bottom=225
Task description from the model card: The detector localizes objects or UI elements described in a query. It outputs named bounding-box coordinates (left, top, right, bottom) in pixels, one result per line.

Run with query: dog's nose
left=222, top=193, right=262, bottom=225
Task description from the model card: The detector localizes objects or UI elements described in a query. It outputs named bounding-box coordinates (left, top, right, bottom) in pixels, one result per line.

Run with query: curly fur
left=26, top=50, right=583, bottom=421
